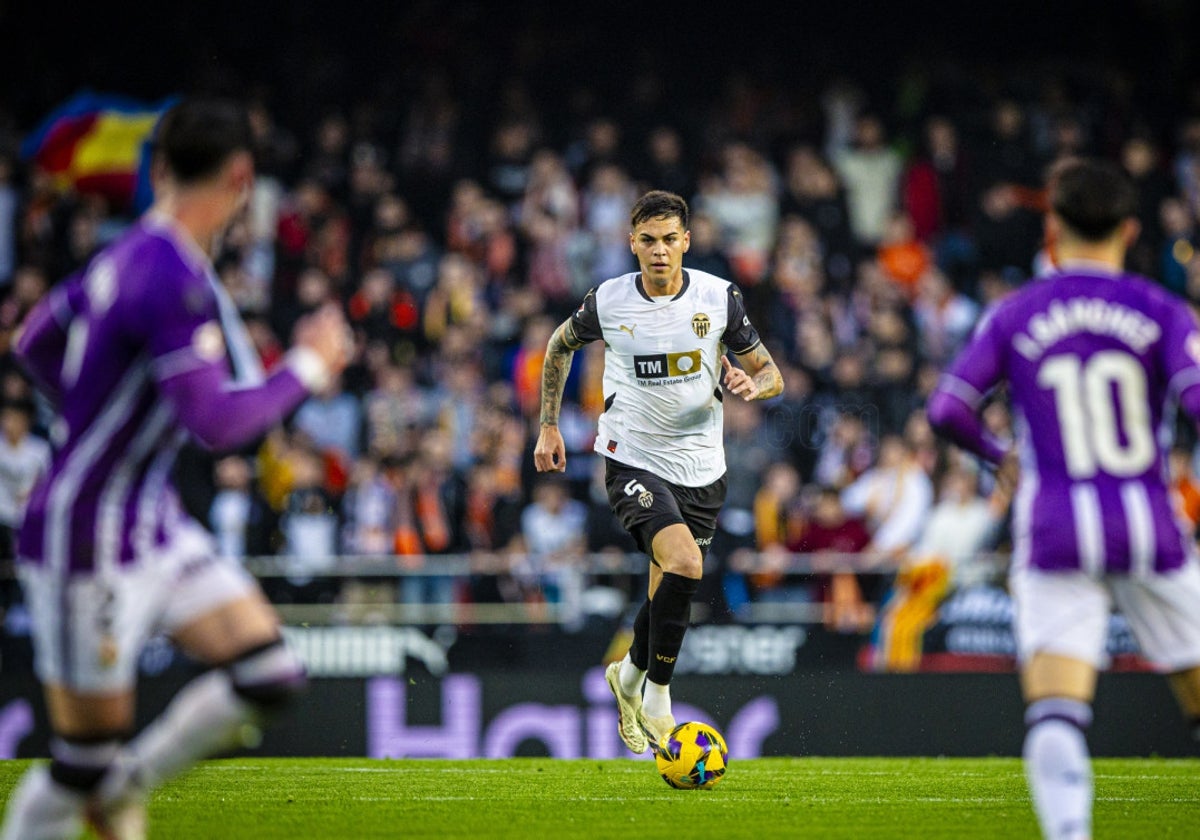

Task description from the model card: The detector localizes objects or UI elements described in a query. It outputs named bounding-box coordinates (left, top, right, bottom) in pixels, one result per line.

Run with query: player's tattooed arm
left=539, top=320, right=583, bottom=426
left=739, top=343, right=784, bottom=400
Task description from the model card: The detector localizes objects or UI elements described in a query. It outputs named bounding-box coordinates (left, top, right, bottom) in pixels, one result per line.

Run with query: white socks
left=98, top=669, right=258, bottom=806
left=616, top=653, right=646, bottom=698
left=0, top=766, right=84, bottom=840
left=642, top=680, right=672, bottom=720
left=1024, top=698, right=1093, bottom=840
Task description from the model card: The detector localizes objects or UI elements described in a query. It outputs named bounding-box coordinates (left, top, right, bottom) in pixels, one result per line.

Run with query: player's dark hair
left=1049, top=158, right=1137, bottom=242
left=630, top=190, right=689, bottom=230
left=154, top=98, right=253, bottom=184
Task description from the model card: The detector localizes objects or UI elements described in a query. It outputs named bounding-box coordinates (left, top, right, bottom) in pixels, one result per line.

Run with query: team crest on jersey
left=691, top=313, right=710, bottom=338
left=1188, top=332, right=1200, bottom=367
left=192, top=321, right=226, bottom=362
left=638, top=489, right=654, bottom=508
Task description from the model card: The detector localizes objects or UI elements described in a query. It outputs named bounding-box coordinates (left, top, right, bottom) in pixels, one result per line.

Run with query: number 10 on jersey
left=1037, top=350, right=1155, bottom=479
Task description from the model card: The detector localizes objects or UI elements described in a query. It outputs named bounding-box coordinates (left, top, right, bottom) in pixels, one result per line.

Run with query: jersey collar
left=635, top=270, right=691, bottom=302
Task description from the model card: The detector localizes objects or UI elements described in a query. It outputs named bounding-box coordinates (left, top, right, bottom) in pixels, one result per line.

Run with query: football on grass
left=653, top=721, right=729, bottom=789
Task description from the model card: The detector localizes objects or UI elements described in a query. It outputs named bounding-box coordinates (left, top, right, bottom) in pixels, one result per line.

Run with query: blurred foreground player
left=1, top=99, right=351, bottom=840
left=928, top=158, right=1200, bottom=840
left=534, top=191, right=782, bottom=753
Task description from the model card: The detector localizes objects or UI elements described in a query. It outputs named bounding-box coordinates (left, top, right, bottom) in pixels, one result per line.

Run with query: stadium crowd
left=4, top=37, right=1200, bottom=645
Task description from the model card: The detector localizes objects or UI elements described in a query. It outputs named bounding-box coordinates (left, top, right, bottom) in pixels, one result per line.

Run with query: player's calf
left=96, top=640, right=306, bottom=809
left=0, top=735, right=128, bottom=840
left=1023, top=698, right=1093, bottom=840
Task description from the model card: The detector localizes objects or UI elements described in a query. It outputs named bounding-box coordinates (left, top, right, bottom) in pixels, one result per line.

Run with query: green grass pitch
left=0, top=757, right=1197, bottom=838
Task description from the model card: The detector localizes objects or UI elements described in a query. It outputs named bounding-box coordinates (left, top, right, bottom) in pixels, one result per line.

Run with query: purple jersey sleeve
left=1159, top=296, right=1200, bottom=422
left=13, top=274, right=86, bottom=402
left=926, top=306, right=1011, bottom=464
left=141, top=258, right=313, bottom=451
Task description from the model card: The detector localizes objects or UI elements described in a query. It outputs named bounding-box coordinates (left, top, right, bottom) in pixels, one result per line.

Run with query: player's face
left=630, top=215, right=690, bottom=293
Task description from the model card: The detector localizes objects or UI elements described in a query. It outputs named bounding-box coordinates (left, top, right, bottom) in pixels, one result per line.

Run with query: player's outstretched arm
left=533, top=320, right=583, bottom=472
left=160, top=305, right=352, bottom=451
left=723, top=345, right=783, bottom=401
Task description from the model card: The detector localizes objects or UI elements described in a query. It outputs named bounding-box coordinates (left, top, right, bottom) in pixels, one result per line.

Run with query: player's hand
left=534, top=425, right=567, bottom=472
left=294, top=304, right=354, bottom=377
left=721, top=356, right=759, bottom=401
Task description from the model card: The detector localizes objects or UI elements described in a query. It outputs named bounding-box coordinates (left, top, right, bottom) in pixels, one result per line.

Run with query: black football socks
left=647, top=572, right=700, bottom=686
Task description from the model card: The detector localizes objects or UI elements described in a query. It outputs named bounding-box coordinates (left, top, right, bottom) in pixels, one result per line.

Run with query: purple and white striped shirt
left=928, top=263, right=1200, bottom=574
left=15, top=215, right=320, bottom=575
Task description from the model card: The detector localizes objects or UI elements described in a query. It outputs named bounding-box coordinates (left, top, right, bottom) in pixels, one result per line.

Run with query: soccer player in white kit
left=1, top=99, right=352, bottom=839
left=928, top=159, right=1200, bottom=840
left=534, top=191, right=783, bottom=753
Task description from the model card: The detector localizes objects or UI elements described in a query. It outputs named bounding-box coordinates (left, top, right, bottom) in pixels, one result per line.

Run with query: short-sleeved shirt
left=568, top=269, right=762, bottom=487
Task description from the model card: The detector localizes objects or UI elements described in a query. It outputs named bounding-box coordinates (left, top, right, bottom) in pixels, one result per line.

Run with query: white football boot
left=604, top=661, right=648, bottom=754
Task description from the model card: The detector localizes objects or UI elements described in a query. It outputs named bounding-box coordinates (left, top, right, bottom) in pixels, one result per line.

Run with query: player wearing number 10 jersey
left=928, top=158, right=1200, bottom=840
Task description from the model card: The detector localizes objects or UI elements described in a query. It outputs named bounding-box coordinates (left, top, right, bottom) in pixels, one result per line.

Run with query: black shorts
left=604, top=458, right=727, bottom=563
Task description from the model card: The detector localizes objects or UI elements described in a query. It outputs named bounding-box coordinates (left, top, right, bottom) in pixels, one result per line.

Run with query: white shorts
left=1009, top=561, right=1200, bottom=672
left=19, top=519, right=258, bottom=693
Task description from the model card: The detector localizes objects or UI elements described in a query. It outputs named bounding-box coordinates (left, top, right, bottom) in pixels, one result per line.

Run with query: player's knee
left=48, top=736, right=126, bottom=795
left=657, top=551, right=702, bottom=579
left=227, top=640, right=307, bottom=714
left=1024, top=697, right=1093, bottom=741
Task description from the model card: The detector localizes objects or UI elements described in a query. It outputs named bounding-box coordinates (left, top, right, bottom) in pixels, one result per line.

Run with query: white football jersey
left=568, top=269, right=763, bottom=486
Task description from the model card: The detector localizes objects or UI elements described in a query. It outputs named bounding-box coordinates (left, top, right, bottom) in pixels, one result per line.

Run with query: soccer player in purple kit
left=928, top=158, right=1200, bottom=840
left=0, top=99, right=352, bottom=840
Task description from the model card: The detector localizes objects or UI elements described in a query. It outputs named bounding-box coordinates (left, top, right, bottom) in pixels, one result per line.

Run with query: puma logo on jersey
left=618, top=324, right=636, bottom=339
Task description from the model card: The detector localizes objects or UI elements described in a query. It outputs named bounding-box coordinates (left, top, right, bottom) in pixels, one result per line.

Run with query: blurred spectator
left=780, top=146, right=856, bottom=291
left=840, top=433, right=933, bottom=562
left=348, top=267, right=421, bottom=352
left=423, top=254, right=488, bottom=348
left=0, top=266, right=48, bottom=358
left=395, top=72, right=462, bottom=225
left=379, top=221, right=442, bottom=308
left=209, top=455, right=273, bottom=561
left=363, top=363, right=433, bottom=459
left=871, top=463, right=1010, bottom=671
left=305, top=112, right=351, bottom=201
left=739, top=461, right=805, bottom=608
left=566, top=116, right=626, bottom=187
left=812, top=409, right=876, bottom=489
left=789, top=485, right=872, bottom=632
left=0, top=396, right=49, bottom=561
left=711, top=396, right=785, bottom=617
left=275, top=178, right=351, bottom=296
left=393, top=429, right=467, bottom=609
left=0, top=156, right=17, bottom=286
left=340, top=455, right=396, bottom=555
left=581, top=162, right=638, bottom=283
left=294, top=374, right=364, bottom=479
left=832, top=113, right=903, bottom=250
left=517, top=475, right=588, bottom=628
left=485, top=118, right=537, bottom=211
left=912, top=267, right=980, bottom=367
left=278, top=442, right=341, bottom=603
left=1169, top=446, right=1200, bottom=538
left=638, top=125, right=694, bottom=200
left=1121, top=135, right=1176, bottom=278
left=1159, top=196, right=1196, bottom=297
left=683, top=211, right=734, bottom=280
left=518, top=149, right=581, bottom=314
left=975, top=99, right=1041, bottom=190
left=876, top=212, right=931, bottom=301
left=694, top=141, right=779, bottom=286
